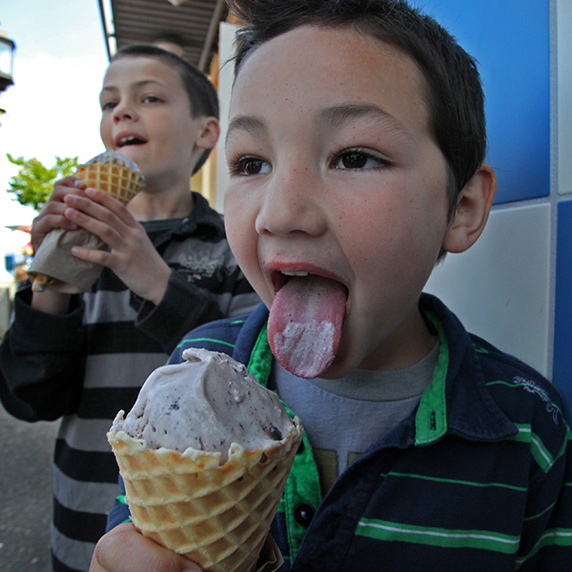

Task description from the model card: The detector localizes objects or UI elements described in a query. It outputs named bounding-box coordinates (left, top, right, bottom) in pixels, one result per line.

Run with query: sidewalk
left=0, top=405, right=58, bottom=570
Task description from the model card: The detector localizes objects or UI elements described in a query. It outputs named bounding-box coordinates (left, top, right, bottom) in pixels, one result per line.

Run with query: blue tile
left=413, top=0, right=550, bottom=204
left=553, top=201, right=572, bottom=415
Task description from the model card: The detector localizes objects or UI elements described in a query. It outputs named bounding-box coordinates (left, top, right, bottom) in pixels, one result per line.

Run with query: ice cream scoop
left=112, top=347, right=297, bottom=460
left=108, top=348, right=303, bottom=572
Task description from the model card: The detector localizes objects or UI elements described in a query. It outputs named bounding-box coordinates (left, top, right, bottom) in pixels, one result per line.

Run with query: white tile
left=425, top=204, right=551, bottom=375
left=215, top=21, right=238, bottom=213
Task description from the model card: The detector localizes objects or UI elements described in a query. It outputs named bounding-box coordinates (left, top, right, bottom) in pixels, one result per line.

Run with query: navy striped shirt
left=158, top=294, right=572, bottom=571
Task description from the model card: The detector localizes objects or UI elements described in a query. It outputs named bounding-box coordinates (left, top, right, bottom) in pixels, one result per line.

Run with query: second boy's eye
left=142, top=95, right=162, bottom=104
left=332, top=148, right=389, bottom=170
left=101, top=101, right=117, bottom=111
left=230, top=157, right=272, bottom=176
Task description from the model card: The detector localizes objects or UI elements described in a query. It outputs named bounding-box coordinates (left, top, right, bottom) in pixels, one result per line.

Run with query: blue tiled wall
left=414, top=0, right=550, bottom=203
left=554, top=200, right=572, bottom=413
left=419, top=1, right=572, bottom=414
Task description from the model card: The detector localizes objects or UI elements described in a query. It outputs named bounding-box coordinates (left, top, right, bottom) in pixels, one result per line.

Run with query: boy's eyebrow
left=99, top=86, right=116, bottom=98
left=226, top=115, right=267, bottom=143
left=99, top=80, right=167, bottom=98
left=316, top=103, right=413, bottom=140
left=226, top=103, right=415, bottom=144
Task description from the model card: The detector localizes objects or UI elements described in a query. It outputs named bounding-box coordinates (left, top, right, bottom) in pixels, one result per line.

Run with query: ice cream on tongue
left=112, top=348, right=295, bottom=462
left=268, top=274, right=347, bottom=379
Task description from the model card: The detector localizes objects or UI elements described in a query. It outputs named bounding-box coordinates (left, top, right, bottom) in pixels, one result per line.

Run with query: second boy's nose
left=113, top=100, right=136, bottom=123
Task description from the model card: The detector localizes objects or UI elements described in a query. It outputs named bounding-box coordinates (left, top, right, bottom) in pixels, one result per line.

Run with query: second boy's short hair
left=112, top=45, right=219, bottom=173
left=113, top=44, right=219, bottom=120
left=229, top=0, right=486, bottom=215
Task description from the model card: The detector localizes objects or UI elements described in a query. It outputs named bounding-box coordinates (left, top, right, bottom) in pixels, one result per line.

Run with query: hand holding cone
left=29, top=151, right=145, bottom=293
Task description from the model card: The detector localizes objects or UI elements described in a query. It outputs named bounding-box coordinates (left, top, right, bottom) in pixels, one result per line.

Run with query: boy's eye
left=230, top=156, right=271, bottom=176
left=142, top=95, right=162, bottom=104
left=333, top=149, right=389, bottom=170
left=101, top=101, right=117, bottom=111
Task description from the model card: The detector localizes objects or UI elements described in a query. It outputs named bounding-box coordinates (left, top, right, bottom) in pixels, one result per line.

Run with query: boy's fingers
left=53, top=175, right=85, bottom=190
left=85, top=187, right=136, bottom=223
left=50, top=177, right=87, bottom=200
left=90, top=523, right=201, bottom=572
left=63, top=188, right=135, bottom=228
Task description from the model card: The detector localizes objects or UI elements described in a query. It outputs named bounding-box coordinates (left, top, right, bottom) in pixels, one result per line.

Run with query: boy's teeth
left=282, top=271, right=309, bottom=277
left=120, top=136, right=139, bottom=145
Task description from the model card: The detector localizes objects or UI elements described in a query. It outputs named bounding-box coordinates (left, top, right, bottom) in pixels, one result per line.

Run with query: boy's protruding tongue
left=268, top=274, right=347, bottom=378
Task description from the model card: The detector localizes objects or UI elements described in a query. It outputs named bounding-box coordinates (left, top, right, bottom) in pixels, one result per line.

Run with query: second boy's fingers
left=63, top=189, right=138, bottom=234
left=31, top=208, right=79, bottom=252
left=50, top=176, right=88, bottom=201
left=64, top=206, right=124, bottom=250
left=55, top=175, right=86, bottom=188
left=83, top=187, right=137, bottom=225
left=62, top=192, right=127, bottom=232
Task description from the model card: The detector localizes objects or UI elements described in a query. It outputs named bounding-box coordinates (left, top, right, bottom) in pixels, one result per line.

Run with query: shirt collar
left=415, top=293, right=517, bottom=445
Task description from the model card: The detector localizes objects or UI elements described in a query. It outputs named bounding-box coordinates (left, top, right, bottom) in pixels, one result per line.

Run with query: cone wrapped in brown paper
left=29, top=151, right=145, bottom=293
left=108, top=415, right=303, bottom=572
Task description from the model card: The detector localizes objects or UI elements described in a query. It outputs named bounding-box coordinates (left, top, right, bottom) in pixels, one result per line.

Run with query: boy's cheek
left=225, top=226, right=264, bottom=296
left=225, top=192, right=274, bottom=304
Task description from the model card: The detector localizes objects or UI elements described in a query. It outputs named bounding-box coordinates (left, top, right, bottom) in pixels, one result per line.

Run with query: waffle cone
left=108, top=416, right=303, bottom=572
left=75, top=154, right=145, bottom=205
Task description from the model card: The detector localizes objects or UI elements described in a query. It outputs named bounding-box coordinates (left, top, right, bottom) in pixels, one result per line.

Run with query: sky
left=0, top=0, right=110, bottom=263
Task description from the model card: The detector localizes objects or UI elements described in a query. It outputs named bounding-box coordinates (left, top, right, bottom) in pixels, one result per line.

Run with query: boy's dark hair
left=228, top=0, right=486, bottom=216
left=112, top=44, right=219, bottom=173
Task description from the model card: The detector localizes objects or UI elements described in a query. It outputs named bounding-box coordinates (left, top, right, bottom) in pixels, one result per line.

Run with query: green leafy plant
left=6, top=154, right=79, bottom=211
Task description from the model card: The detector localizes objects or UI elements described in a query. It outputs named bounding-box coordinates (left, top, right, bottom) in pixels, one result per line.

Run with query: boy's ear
left=442, top=163, right=497, bottom=254
left=195, top=117, right=221, bottom=150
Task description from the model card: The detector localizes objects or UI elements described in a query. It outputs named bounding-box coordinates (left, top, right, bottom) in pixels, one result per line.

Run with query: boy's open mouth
left=268, top=273, right=348, bottom=379
left=116, top=135, right=147, bottom=147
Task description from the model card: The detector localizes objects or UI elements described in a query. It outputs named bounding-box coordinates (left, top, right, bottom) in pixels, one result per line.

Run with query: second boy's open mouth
left=116, top=134, right=148, bottom=147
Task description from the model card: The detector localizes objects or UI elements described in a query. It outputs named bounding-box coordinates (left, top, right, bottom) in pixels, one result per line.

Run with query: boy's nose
left=113, top=101, right=136, bottom=123
left=255, top=170, right=327, bottom=238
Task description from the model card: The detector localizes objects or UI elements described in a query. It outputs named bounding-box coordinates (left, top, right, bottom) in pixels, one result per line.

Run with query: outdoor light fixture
left=0, top=29, right=16, bottom=93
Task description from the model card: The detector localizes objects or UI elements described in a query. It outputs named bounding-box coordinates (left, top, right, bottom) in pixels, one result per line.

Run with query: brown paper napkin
left=28, top=228, right=108, bottom=294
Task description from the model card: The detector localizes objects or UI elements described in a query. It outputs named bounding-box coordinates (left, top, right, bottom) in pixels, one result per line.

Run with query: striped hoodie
left=0, top=192, right=260, bottom=572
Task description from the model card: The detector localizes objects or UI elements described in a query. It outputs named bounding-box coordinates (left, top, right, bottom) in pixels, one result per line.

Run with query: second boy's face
left=99, top=56, right=205, bottom=190
left=225, top=26, right=453, bottom=377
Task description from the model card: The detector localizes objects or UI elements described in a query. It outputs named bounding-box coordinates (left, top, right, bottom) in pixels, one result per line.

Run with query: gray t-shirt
left=271, top=342, right=439, bottom=493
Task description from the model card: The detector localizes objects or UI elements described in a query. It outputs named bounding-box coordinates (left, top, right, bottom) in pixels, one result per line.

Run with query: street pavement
left=0, top=405, right=58, bottom=571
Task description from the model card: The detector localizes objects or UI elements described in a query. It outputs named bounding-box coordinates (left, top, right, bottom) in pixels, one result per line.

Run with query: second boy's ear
left=195, top=117, right=221, bottom=150
left=442, top=163, right=497, bottom=254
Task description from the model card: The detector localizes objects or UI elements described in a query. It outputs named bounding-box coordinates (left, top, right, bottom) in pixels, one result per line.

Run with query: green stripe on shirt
left=515, top=527, right=572, bottom=568
left=174, top=337, right=236, bottom=350
left=511, top=423, right=556, bottom=472
left=380, top=471, right=526, bottom=492
left=356, top=518, right=520, bottom=554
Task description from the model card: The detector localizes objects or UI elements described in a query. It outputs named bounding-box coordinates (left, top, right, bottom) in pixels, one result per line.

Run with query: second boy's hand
left=63, top=183, right=172, bottom=306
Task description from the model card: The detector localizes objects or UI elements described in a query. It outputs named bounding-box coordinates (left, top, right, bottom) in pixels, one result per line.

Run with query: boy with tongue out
left=92, top=1, right=572, bottom=571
